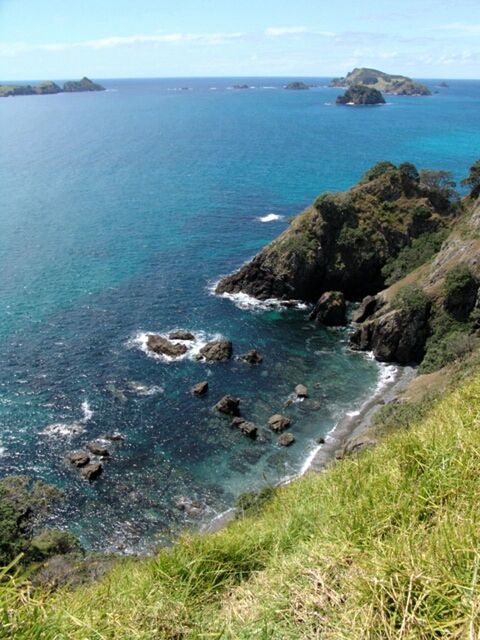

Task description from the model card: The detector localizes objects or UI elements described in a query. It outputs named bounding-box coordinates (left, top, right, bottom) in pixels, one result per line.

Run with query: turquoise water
left=1, top=77, right=479, bottom=552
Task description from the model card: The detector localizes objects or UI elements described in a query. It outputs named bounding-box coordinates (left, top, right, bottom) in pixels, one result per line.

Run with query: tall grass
left=2, top=373, right=480, bottom=638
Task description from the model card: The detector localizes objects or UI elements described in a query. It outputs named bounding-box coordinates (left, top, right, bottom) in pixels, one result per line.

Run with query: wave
left=128, top=381, right=165, bottom=396
left=127, top=330, right=225, bottom=363
left=257, top=213, right=284, bottom=222
left=40, top=400, right=94, bottom=438
left=210, top=282, right=308, bottom=312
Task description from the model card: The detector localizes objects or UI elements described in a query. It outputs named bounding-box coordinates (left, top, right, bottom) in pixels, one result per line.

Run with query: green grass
left=2, top=372, right=480, bottom=638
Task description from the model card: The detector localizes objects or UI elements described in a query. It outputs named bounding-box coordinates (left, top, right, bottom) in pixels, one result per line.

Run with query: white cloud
left=436, top=22, right=480, bottom=34
left=265, top=26, right=308, bottom=37
left=0, top=31, right=247, bottom=57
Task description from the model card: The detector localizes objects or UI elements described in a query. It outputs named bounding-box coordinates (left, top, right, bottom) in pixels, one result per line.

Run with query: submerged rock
left=146, top=334, right=188, bottom=358
left=80, top=463, right=103, bottom=482
left=295, top=384, right=308, bottom=398
left=278, top=432, right=295, bottom=446
left=237, top=421, right=258, bottom=438
left=175, top=497, right=203, bottom=517
left=310, top=291, right=346, bottom=326
left=268, top=414, right=292, bottom=432
left=192, top=381, right=209, bottom=396
left=198, top=340, right=232, bottom=361
left=168, top=330, right=195, bottom=341
left=67, top=451, right=90, bottom=467
left=240, top=349, right=263, bottom=364
left=214, top=395, right=240, bottom=416
left=86, top=442, right=110, bottom=457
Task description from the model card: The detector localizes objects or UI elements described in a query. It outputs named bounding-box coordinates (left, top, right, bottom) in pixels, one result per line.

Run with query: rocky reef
left=336, top=84, right=385, bottom=105
left=285, top=81, right=310, bottom=90
left=0, top=77, right=105, bottom=98
left=331, top=68, right=431, bottom=96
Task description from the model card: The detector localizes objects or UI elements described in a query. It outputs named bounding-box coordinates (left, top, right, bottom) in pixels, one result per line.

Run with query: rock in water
left=268, top=414, right=292, bottom=432
left=240, top=349, right=263, bottom=364
left=309, top=291, right=346, bottom=326
left=81, top=463, right=103, bottom=482
left=146, top=334, right=188, bottom=358
left=336, top=84, right=385, bottom=105
left=278, top=432, right=295, bottom=446
left=198, top=340, right=232, bottom=361
left=285, top=81, right=309, bottom=90
left=214, top=395, right=240, bottom=416
left=237, top=421, right=258, bottom=438
left=295, top=384, right=308, bottom=398
left=192, top=381, right=209, bottom=396
left=67, top=451, right=90, bottom=467
left=86, top=441, right=110, bottom=457
left=168, top=330, right=195, bottom=341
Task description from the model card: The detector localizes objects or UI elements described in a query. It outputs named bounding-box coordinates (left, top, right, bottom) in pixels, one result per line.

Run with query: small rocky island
left=336, top=84, right=385, bottom=105
left=0, top=76, right=105, bottom=98
left=331, top=67, right=431, bottom=96
left=285, top=81, right=310, bottom=90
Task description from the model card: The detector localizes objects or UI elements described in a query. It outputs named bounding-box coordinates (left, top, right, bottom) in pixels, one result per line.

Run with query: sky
left=1, top=0, right=480, bottom=80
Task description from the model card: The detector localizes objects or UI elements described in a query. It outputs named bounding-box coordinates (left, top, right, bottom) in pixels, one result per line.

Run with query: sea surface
left=1, top=77, right=480, bottom=552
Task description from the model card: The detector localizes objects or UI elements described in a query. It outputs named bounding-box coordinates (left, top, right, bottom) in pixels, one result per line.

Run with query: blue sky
left=1, top=0, right=480, bottom=80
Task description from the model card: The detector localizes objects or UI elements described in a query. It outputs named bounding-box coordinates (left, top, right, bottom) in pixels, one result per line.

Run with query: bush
left=393, top=284, right=430, bottom=316
left=420, top=330, right=477, bottom=373
left=361, top=161, right=396, bottom=183
left=443, top=263, right=478, bottom=320
left=382, top=230, right=447, bottom=285
left=461, top=159, right=480, bottom=199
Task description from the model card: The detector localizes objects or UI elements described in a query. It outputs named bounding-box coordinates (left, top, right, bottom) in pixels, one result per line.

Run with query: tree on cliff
left=461, top=160, right=480, bottom=199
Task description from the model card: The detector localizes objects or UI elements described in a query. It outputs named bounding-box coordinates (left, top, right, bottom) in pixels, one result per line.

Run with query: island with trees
left=0, top=77, right=105, bottom=98
left=331, top=67, right=431, bottom=96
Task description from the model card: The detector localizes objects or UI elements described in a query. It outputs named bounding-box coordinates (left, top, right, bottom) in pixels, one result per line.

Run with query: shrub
left=361, top=161, right=396, bottom=183
left=393, top=284, right=430, bottom=316
left=461, top=159, right=480, bottom=199
left=382, top=230, right=447, bottom=285
left=420, top=330, right=477, bottom=374
left=443, top=263, right=478, bottom=320
left=399, top=162, right=420, bottom=184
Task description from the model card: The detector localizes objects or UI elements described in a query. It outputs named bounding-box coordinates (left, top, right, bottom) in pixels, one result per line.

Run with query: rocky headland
left=331, top=67, right=431, bottom=96
left=0, top=77, right=105, bottom=98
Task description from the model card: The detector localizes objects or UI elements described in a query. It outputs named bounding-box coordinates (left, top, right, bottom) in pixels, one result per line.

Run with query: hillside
left=0, top=77, right=105, bottom=98
left=331, top=67, right=431, bottom=96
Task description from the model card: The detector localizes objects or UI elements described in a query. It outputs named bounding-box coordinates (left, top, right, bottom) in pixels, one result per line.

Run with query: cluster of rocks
left=210, top=383, right=307, bottom=447
left=67, top=433, right=124, bottom=482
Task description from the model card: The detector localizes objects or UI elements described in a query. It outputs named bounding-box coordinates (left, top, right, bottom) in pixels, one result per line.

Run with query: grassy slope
left=2, top=369, right=480, bottom=638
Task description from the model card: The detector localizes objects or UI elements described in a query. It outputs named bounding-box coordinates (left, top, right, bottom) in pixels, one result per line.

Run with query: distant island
left=331, top=67, right=431, bottom=96
left=285, top=81, right=310, bottom=90
left=0, top=77, right=105, bottom=98
left=336, top=84, right=385, bottom=105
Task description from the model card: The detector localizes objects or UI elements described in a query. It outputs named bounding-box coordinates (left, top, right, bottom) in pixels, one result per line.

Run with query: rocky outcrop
left=233, top=420, right=258, bottom=438
left=192, top=381, right=209, bottom=396
left=268, top=414, right=292, bottom=432
left=68, top=451, right=90, bottom=467
left=86, top=442, right=109, bottom=457
left=146, top=334, right=188, bottom=358
left=352, top=295, right=381, bottom=323
left=214, top=395, right=240, bottom=416
left=278, top=432, right=295, bottom=446
left=351, top=303, right=430, bottom=364
left=216, top=163, right=452, bottom=302
left=62, top=77, right=105, bottom=92
left=295, top=384, right=308, bottom=398
left=198, top=340, right=232, bottom=361
left=285, top=82, right=309, bottom=90
left=310, top=291, right=347, bottom=325
left=336, top=84, right=385, bottom=105
left=168, top=330, right=195, bottom=340
left=240, top=349, right=263, bottom=364
left=330, top=68, right=431, bottom=96
left=80, top=463, right=103, bottom=482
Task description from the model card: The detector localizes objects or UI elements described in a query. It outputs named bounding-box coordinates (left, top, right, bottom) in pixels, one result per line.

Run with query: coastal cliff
left=216, top=162, right=455, bottom=301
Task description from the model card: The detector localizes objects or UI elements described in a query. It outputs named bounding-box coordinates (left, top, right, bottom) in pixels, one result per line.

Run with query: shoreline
left=203, top=360, right=416, bottom=534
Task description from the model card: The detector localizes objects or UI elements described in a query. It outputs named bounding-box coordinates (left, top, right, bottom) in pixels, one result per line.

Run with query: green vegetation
left=392, top=283, right=430, bottom=315
left=461, top=159, right=480, bottom=199
left=336, top=84, right=385, bottom=105
left=360, top=160, right=396, bottom=183
left=330, top=67, right=431, bottom=96
left=382, top=229, right=448, bottom=285
left=3, top=372, right=480, bottom=638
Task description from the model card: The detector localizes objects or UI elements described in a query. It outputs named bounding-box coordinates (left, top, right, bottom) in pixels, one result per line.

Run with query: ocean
left=1, top=76, right=479, bottom=552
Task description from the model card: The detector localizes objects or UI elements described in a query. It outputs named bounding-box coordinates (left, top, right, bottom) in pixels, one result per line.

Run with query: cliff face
left=331, top=67, right=431, bottom=96
left=351, top=197, right=480, bottom=366
left=216, top=163, right=454, bottom=302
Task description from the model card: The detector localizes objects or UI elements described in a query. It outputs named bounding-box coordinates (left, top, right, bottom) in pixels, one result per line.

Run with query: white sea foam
left=40, top=400, right=94, bottom=438
left=215, top=288, right=308, bottom=312
left=128, top=381, right=165, bottom=396
left=257, top=213, right=283, bottom=222
left=128, top=330, right=225, bottom=363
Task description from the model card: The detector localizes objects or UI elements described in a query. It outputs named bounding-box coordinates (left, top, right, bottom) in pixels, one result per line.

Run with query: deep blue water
left=1, top=77, right=479, bottom=552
